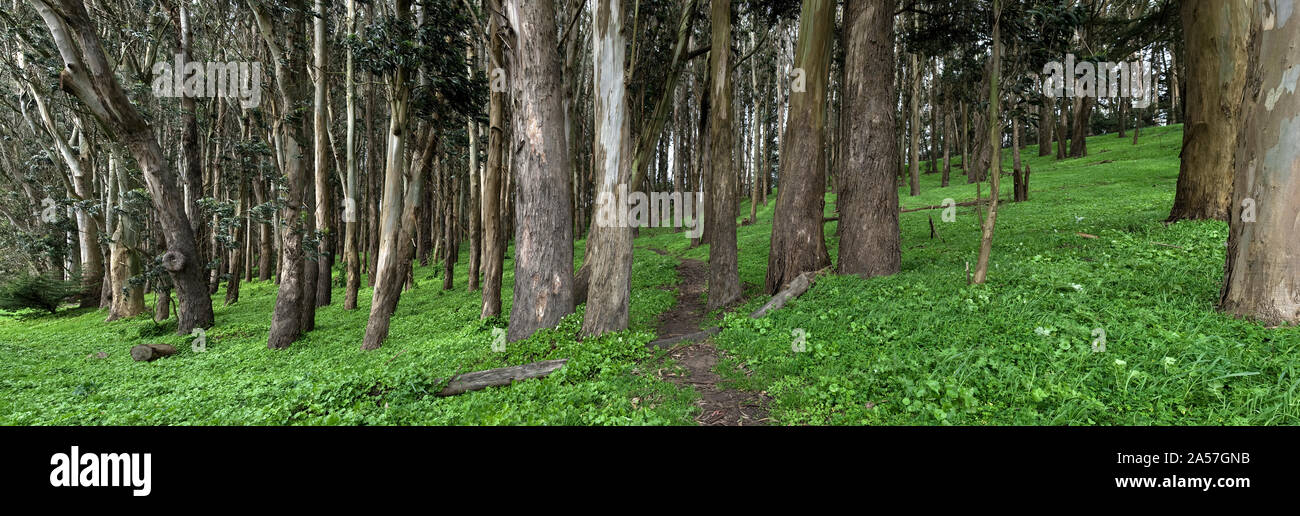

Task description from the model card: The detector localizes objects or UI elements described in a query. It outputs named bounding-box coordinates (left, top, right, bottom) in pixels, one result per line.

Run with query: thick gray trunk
left=1219, top=0, right=1300, bottom=326
left=837, top=0, right=901, bottom=279
left=504, top=0, right=576, bottom=342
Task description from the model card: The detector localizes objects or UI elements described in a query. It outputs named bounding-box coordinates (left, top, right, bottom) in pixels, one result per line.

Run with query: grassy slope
left=709, top=124, right=1300, bottom=425
left=0, top=238, right=695, bottom=425
left=2, top=124, right=1297, bottom=425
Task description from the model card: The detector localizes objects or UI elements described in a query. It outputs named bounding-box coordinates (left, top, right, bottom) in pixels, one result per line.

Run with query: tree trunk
left=972, top=1, right=1002, bottom=285
left=1167, top=0, right=1249, bottom=223
left=1133, top=96, right=1142, bottom=144
left=343, top=0, right=361, bottom=310
left=442, top=156, right=458, bottom=291
left=1118, top=97, right=1128, bottom=138
left=765, top=0, right=834, bottom=295
left=505, top=0, right=575, bottom=342
left=1169, top=46, right=1181, bottom=125
left=581, top=0, right=636, bottom=335
left=837, top=0, right=900, bottom=279
left=252, top=0, right=312, bottom=349
left=1068, top=95, right=1091, bottom=157
left=300, top=149, right=318, bottom=332
left=1219, top=0, right=1299, bottom=326
left=706, top=0, right=740, bottom=310
left=941, top=94, right=951, bottom=187
left=1011, top=115, right=1022, bottom=201
left=907, top=12, right=921, bottom=196
left=695, top=71, right=711, bottom=248
left=1056, top=97, right=1069, bottom=159
left=963, top=100, right=973, bottom=181
left=225, top=168, right=246, bottom=305
left=747, top=27, right=762, bottom=226
left=928, top=59, right=939, bottom=175
left=418, top=171, right=432, bottom=269
left=72, top=130, right=103, bottom=308
left=1039, top=93, right=1054, bottom=155
left=177, top=6, right=204, bottom=267
left=105, top=152, right=145, bottom=321
left=480, top=0, right=507, bottom=319
left=255, top=178, right=274, bottom=282
left=467, top=42, right=482, bottom=292
left=367, top=69, right=381, bottom=288
left=131, top=344, right=177, bottom=362
left=33, top=0, right=213, bottom=335
left=581, top=0, right=698, bottom=335
left=313, top=0, right=333, bottom=308
left=362, top=0, right=427, bottom=350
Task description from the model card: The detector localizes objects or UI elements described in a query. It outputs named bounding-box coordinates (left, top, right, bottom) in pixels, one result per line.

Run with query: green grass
left=3, top=123, right=1297, bottom=425
left=710, top=124, right=1300, bottom=425
left=0, top=239, right=694, bottom=425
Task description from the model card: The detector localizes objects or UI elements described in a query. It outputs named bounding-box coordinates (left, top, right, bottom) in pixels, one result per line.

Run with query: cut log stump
left=131, top=343, right=177, bottom=362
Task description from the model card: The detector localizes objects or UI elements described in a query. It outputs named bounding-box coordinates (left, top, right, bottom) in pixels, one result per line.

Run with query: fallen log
left=131, top=343, right=177, bottom=362
left=749, top=269, right=822, bottom=319
left=435, top=359, right=569, bottom=397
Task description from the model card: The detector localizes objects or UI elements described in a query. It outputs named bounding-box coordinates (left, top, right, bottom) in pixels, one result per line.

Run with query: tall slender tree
left=706, top=0, right=740, bottom=310
left=582, top=0, right=635, bottom=335
left=907, top=11, right=921, bottom=196
left=972, top=0, right=1002, bottom=285
left=344, top=0, right=362, bottom=310
left=480, top=0, right=508, bottom=319
left=252, top=0, right=313, bottom=348
left=313, top=0, right=333, bottom=308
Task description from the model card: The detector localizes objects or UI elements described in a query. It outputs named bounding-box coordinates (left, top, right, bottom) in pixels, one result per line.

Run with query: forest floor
left=4, top=123, right=1300, bottom=425
left=649, top=251, right=769, bottom=425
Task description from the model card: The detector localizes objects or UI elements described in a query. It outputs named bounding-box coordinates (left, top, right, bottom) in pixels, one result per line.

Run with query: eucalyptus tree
left=28, top=0, right=215, bottom=335
left=249, top=0, right=314, bottom=348
left=837, top=0, right=900, bottom=279
left=358, top=0, right=481, bottom=350
left=705, top=0, right=739, bottom=310
left=765, top=0, right=834, bottom=294
left=972, top=0, right=1002, bottom=285
left=582, top=0, right=636, bottom=336
left=11, top=59, right=103, bottom=306
left=1219, top=0, right=1299, bottom=326
left=503, top=0, right=575, bottom=341
left=906, top=9, right=921, bottom=197
left=343, top=0, right=361, bottom=310
left=1167, top=0, right=1250, bottom=222
left=480, top=0, right=507, bottom=319
left=581, top=0, right=702, bottom=336
left=312, top=0, right=332, bottom=309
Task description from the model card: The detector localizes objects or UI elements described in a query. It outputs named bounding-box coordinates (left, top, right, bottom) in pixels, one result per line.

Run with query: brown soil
left=651, top=251, right=770, bottom=426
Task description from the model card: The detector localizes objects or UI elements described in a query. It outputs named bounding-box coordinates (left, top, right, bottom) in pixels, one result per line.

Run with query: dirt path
left=649, top=249, right=769, bottom=426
